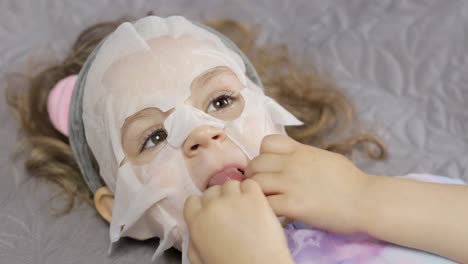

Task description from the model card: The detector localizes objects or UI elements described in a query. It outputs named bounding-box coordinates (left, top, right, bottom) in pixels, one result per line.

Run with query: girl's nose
left=183, top=125, right=226, bottom=157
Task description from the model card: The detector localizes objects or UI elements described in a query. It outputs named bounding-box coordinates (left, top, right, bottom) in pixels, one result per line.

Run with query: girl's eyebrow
left=191, top=66, right=231, bottom=90
left=121, top=107, right=162, bottom=139
left=123, top=108, right=152, bottom=128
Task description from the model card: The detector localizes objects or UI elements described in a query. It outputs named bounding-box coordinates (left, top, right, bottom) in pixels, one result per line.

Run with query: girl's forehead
left=101, top=35, right=236, bottom=114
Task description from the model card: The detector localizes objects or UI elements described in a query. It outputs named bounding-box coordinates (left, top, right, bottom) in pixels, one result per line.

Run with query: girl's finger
left=260, top=134, right=298, bottom=155
left=240, top=178, right=263, bottom=195
left=202, top=185, right=221, bottom=205
left=245, top=153, right=285, bottom=177
left=221, top=179, right=242, bottom=196
left=187, top=240, right=203, bottom=264
left=250, top=172, right=285, bottom=195
left=183, top=195, right=202, bottom=222
left=266, top=194, right=299, bottom=219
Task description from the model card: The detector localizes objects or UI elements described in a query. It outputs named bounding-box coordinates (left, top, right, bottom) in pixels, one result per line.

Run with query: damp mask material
left=80, top=16, right=303, bottom=263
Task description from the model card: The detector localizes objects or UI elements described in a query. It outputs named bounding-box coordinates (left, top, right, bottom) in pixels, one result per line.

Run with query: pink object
left=47, top=75, right=78, bottom=136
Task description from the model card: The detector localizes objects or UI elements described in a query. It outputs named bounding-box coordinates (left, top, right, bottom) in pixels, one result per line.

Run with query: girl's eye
left=207, top=93, right=237, bottom=113
left=141, top=128, right=168, bottom=152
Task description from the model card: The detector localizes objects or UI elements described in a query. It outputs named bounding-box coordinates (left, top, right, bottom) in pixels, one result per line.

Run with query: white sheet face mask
left=81, top=16, right=302, bottom=263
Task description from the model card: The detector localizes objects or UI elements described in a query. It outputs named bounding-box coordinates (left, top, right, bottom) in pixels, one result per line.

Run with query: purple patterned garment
left=284, top=173, right=464, bottom=264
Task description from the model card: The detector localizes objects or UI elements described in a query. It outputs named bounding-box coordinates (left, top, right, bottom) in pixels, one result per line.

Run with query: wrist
left=353, top=173, right=380, bottom=234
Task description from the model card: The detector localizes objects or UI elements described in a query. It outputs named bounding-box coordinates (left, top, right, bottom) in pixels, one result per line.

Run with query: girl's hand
left=245, top=134, right=371, bottom=234
left=183, top=179, right=294, bottom=264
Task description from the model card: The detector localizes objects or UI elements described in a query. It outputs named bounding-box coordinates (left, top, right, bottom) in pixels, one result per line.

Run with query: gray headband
left=69, top=20, right=263, bottom=193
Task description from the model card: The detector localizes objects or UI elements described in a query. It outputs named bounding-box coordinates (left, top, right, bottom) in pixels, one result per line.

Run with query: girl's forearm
left=358, top=175, right=468, bottom=263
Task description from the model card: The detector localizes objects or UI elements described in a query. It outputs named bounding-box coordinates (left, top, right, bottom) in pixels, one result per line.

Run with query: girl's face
left=83, top=17, right=301, bottom=257
left=102, top=35, right=253, bottom=195
left=101, top=35, right=255, bottom=249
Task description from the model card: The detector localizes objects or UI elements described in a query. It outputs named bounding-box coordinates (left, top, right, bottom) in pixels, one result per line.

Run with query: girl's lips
left=206, top=166, right=245, bottom=189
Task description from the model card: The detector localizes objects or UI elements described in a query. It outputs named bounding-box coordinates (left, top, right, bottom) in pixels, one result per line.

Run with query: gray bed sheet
left=1, top=0, right=467, bottom=263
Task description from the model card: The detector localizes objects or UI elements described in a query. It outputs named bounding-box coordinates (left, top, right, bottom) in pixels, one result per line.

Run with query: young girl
left=6, top=15, right=467, bottom=264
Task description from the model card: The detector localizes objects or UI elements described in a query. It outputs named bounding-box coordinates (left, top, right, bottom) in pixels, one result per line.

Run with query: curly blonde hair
left=5, top=15, right=386, bottom=213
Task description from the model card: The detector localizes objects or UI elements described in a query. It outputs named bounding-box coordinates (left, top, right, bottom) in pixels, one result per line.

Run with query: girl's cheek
left=184, top=160, right=205, bottom=190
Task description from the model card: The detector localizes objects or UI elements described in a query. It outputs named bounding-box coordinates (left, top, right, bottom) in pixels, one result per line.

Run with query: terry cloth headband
left=68, top=20, right=264, bottom=193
